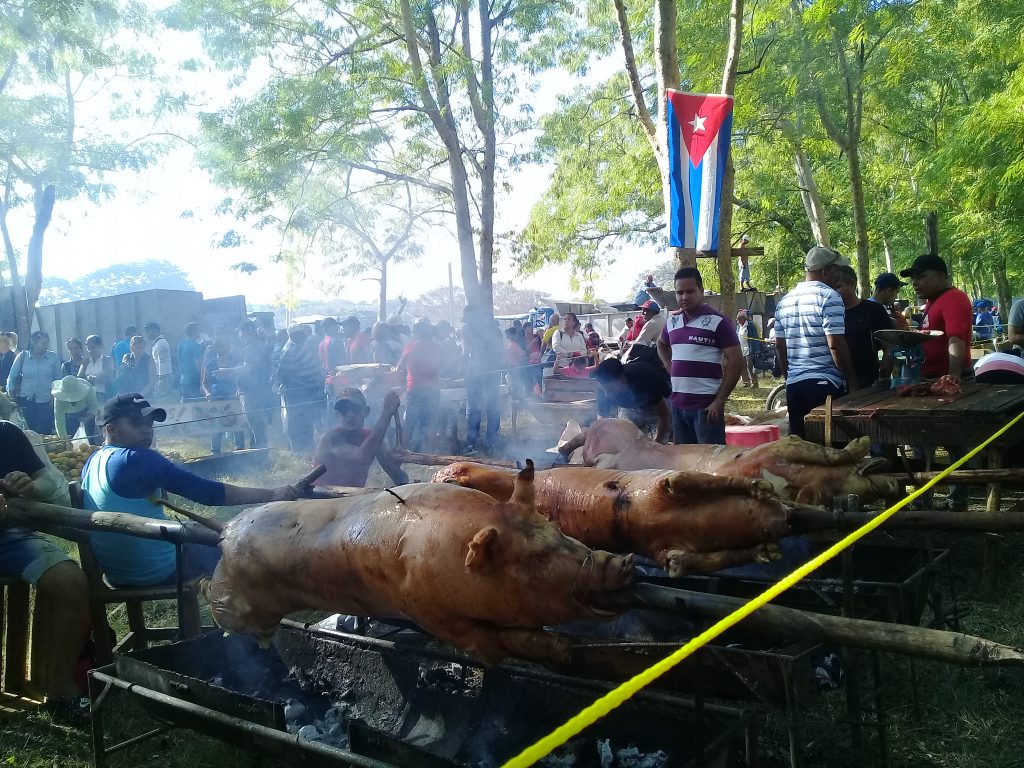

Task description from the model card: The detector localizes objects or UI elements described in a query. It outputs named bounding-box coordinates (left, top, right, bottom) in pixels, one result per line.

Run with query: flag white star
left=688, top=113, right=707, bottom=132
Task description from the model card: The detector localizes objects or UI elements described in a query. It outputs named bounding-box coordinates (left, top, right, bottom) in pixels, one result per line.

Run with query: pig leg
left=558, top=430, right=587, bottom=458
left=661, top=471, right=776, bottom=501
left=661, top=543, right=783, bottom=578
left=763, top=435, right=870, bottom=465
left=200, top=578, right=282, bottom=646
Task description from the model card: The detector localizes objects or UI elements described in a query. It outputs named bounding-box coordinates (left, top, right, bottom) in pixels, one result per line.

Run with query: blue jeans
left=405, top=387, right=440, bottom=452
left=671, top=406, right=726, bottom=445
left=466, top=373, right=500, bottom=447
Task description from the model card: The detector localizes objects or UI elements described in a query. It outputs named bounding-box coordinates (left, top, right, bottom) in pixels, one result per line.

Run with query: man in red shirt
left=900, top=253, right=973, bottom=511
left=899, top=254, right=973, bottom=380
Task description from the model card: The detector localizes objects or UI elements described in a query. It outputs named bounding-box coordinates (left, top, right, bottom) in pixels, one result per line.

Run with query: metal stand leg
left=782, top=666, right=803, bottom=768
left=839, top=496, right=864, bottom=760
left=981, top=450, right=1003, bottom=598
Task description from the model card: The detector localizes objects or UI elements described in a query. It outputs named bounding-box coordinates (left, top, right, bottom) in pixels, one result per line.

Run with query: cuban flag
left=666, top=90, right=734, bottom=251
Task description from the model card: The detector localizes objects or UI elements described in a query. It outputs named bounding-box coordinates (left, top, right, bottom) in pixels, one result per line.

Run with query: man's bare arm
left=707, top=346, right=743, bottom=423
left=827, top=335, right=860, bottom=392
left=775, top=337, right=788, bottom=380
left=947, top=337, right=968, bottom=380
left=654, top=399, right=671, bottom=443
left=656, top=337, right=672, bottom=373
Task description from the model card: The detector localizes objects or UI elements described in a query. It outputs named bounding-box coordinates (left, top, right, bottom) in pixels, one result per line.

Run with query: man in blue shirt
left=177, top=322, right=204, bottom=400
left=774, top=247, right=859, bottom=438
left=81, top=393, right=299, bottom=587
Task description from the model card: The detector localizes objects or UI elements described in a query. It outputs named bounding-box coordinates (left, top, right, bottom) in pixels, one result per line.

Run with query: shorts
left=0, top=527, right=73, bottom=585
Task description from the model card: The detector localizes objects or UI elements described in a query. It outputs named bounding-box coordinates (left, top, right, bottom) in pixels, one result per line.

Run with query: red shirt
left=400, top=340, right=441, bottom=389
left=626, top=315, right=645, bottom=341
left=920, top=286, right=973, bottom=378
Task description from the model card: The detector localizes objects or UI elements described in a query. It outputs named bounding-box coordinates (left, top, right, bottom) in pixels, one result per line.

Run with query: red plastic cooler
left=725, top=424, right=779, bottom=447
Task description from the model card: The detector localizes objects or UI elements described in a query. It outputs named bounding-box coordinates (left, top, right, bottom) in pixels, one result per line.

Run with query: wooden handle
left=296, top=465, right=327, bottom=489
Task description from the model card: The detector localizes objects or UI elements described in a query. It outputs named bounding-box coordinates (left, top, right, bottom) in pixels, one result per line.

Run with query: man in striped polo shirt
left=657, top=267, right=741, bottom=444
left=774, top=246, right=860, bottom=438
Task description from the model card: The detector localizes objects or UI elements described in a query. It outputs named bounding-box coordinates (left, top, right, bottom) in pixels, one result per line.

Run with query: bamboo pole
left=875, top=468, right=1024, bottom=486
left=789, top=504, right=1024, bottom=533
left=601, top=582, right=1024, bottom=667
left=395, top=450, right=519, bottom=469
left=4, top=498, right=221, bottom=547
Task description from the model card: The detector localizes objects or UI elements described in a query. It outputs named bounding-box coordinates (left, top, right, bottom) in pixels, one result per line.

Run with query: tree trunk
left=924, top=211, right=939, bottom=255
left=714, top=0, right=744, bottom=321
left=0, top=209, right=30, bottom=342
left=847, top=139, right=871, bottom=298
left=24, top=182, right=55, bottom=322
left=993, top=255, right=1012, bottom=320
left=398, top=0, right=481, bottom=312
left=793, top=145, right=829, bottom=248
left=883, top=236, right=893, bottom=273
left=655, top=0, right=683, bottom=266
left=379, top=261, right=388, bottom=322
left=474, top=0, right=496, bottom=317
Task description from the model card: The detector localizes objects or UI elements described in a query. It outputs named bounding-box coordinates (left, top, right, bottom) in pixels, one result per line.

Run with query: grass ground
left=4, top=380, right=1024, bottom=767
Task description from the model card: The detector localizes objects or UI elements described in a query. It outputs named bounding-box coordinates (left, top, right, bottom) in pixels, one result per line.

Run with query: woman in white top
left=552, top=312, right=589, bottom=373
left=79, top=334, right=113, bottom=402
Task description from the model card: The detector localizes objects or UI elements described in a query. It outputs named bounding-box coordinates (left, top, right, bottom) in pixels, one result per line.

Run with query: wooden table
left=805, top=383, right=1024, bottom=592
left=804, top=383, right=1024, bottom=450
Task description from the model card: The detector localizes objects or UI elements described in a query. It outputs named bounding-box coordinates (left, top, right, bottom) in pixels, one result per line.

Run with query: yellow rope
left=502, top=410, right=1024, bottom=767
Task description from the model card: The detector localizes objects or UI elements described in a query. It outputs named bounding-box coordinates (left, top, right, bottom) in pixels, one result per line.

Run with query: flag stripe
left=666, top=91, right=734, bottom=251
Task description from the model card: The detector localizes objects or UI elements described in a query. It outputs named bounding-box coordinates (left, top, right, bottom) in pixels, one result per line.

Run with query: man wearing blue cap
left=81, top=393, right=299, bottom=588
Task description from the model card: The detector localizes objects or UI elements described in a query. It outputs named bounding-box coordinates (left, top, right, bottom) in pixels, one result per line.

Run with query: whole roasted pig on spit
left=433, top=463, right=794, bottom=576
left=559, top=418, right=901, bottom=505
left=201, top=462, right=634, bottom=664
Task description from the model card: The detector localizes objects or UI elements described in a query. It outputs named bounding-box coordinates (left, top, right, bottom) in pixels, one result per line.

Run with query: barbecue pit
left=91, top=619, right=756, bottom=767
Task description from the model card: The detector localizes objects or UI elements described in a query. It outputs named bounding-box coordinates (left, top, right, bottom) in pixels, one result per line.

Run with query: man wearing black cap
left=899, top=254, right=973, bottom=381
left=593, top=358, right=671, bottom=441
left=870, top=272, right=906, bottom=322
left=81, top=393, right=299, bottom=587
left=314, top=388, right=408, bottom=488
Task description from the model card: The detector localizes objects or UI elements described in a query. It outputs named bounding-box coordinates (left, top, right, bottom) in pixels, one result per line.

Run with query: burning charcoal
left=284, top=700, right=307, bottom=722
left=614, top=746, right=669, bottom=768
left=597, top=739, right=614, bottom=768
left=323, top=704, right=348, bottom=732
left=418, top=664, right=467, bottom=694
left=297, top=724, right=322, bottom=742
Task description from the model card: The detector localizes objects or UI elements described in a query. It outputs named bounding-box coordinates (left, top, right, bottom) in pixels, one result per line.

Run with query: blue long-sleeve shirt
left=7, top=350, right=61, bottom=403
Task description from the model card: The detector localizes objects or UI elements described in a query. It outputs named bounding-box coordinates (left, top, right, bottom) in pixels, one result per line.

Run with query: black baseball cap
left=593, top=358, right=624, bottom=383
left=97, top=393, right=167, bottom=427
left=874, top=273, right=906, bottom=290
left=899, top=254, right=948, bottom=278
left=334, top=387, right=369, bottom=413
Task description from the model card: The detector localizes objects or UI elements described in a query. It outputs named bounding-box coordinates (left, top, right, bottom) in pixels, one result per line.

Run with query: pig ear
left=465, top=527, right=498, bottom=571
left=508, top=459, right=535, bottom=511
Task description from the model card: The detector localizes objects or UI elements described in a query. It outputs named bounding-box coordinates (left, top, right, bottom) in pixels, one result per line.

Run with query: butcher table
left=804, top=383, right=1024, bottom=591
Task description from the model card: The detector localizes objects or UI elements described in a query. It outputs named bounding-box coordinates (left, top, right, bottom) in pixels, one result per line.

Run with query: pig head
left=434, top=462, right=794, bottom=577
left=562, top=418, right=901, bottom=505
left=201, top=461, right=634, bottom=664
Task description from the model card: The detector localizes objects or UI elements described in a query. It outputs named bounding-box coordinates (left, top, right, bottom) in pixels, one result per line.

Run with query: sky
left=5, top=25, right=659, bottom=310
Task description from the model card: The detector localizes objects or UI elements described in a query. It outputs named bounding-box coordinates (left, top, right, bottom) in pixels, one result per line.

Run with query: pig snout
left=579, top=549, right=636, bottom=593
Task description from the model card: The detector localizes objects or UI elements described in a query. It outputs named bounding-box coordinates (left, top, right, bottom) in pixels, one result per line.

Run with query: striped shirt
left=660, top=305, right=739, bottom=409
left=774, top=281, right=845, bottom=386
